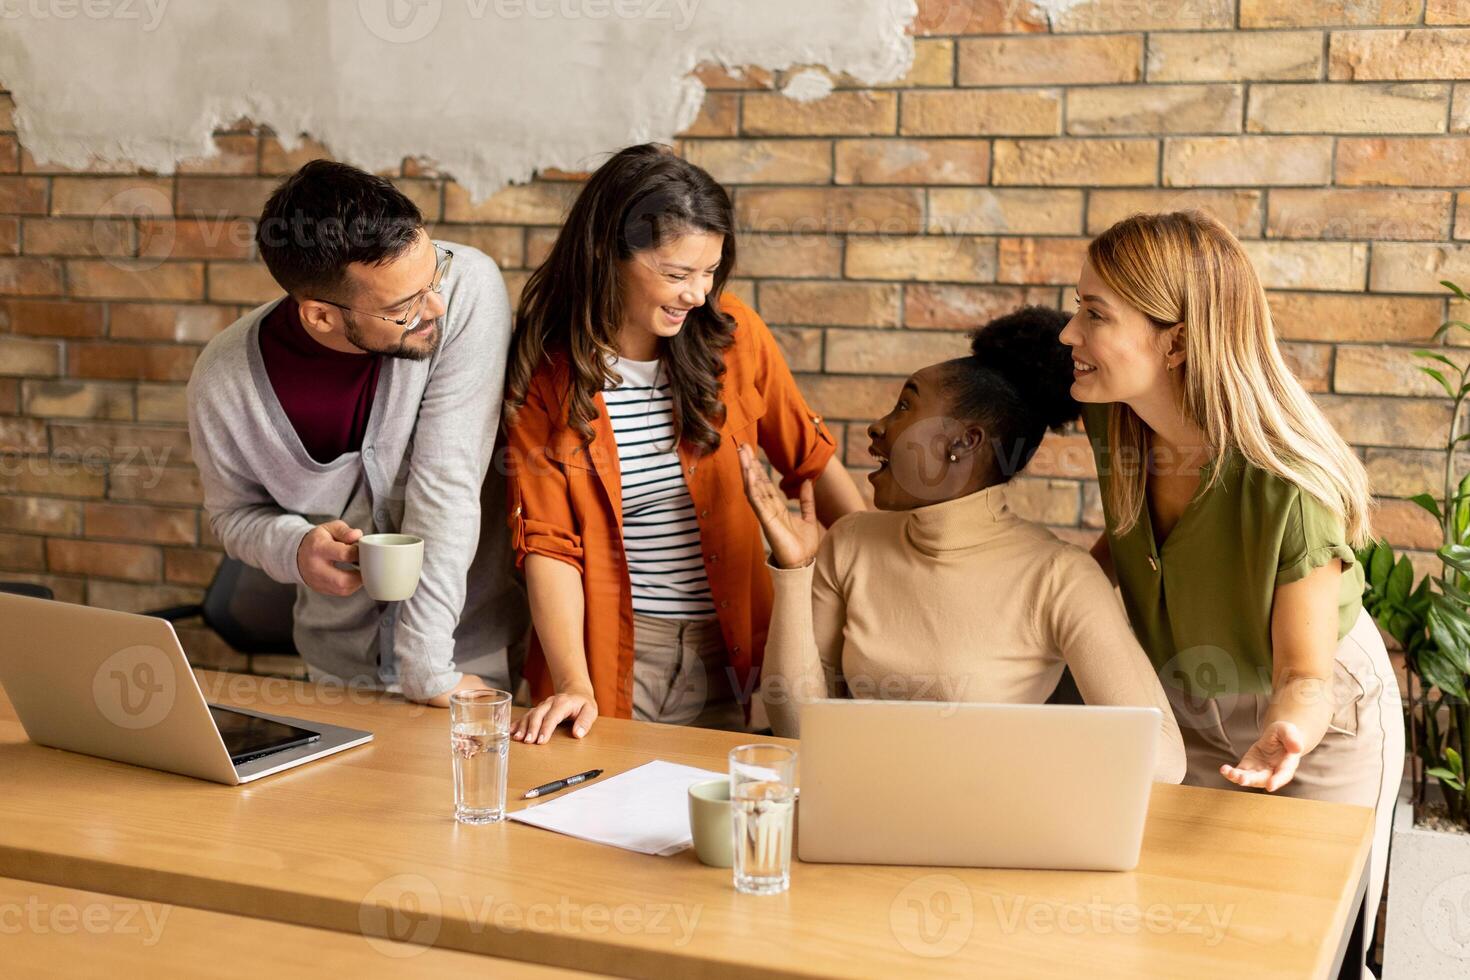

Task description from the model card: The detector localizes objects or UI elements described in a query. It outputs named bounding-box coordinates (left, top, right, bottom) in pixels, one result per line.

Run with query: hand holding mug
left=297, top=520, right=364, bottom=597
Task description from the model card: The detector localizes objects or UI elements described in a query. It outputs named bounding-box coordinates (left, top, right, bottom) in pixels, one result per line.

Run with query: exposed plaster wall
left=0, top=0, right=916, bottom=198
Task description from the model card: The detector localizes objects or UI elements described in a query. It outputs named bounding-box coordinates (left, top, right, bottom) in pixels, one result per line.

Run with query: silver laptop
left=797, top=700, right=1161, bottom=871
left=0, top=592, right=371, bottom=785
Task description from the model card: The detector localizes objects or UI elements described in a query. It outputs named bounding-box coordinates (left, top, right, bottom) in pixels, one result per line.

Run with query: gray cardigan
left=186, top=241, right=527, bottom=700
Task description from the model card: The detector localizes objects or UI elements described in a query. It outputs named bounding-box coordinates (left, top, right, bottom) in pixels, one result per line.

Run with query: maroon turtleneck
left=257, top=298, right=382, bottom=464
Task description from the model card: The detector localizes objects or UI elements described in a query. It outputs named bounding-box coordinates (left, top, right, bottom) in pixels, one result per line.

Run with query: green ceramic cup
left=688, top=778, right=733, bottom=868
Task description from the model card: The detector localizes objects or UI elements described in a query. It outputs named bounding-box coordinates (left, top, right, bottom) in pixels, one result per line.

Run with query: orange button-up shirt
left=503, top=293, right=837, bottom=719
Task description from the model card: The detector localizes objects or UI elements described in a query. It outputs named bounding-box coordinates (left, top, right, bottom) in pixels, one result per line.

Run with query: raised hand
left=738, top=444, right=820, bottom=570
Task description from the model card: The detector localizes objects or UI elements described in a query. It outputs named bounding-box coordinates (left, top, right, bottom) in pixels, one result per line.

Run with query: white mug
left=355, top=533, right=424, bottom=602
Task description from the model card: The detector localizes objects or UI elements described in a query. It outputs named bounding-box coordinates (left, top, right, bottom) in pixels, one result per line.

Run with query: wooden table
left=0, top=670, right=1373, bottom=979
left=0, top=876, right=597, bottom=977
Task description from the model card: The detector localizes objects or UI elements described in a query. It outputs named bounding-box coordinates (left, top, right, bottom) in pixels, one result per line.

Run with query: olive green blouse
left=1081, top=404, right=1363, bottom=698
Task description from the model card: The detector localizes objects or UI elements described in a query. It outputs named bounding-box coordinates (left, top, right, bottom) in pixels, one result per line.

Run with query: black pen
left=522, top=768, right=603, bottom=799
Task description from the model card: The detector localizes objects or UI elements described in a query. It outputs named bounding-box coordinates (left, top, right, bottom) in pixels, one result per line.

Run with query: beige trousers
left=631, top=614, right=747, bottom=731
left=1167, top=608, right=1405, bottom=974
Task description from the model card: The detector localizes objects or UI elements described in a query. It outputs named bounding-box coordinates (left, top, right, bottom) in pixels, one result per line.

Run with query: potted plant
left=1359, top=280, right=1470, bottom=977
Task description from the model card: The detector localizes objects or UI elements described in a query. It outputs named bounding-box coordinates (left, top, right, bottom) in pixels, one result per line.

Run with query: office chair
left=147, top=556, right=299, bottom=673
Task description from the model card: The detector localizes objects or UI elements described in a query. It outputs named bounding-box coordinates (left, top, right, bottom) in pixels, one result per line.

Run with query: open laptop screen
left=208, top=706, right=320, bottom=765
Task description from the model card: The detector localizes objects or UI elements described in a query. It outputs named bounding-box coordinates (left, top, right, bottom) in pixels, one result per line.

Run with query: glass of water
left=450, top=688, right=511, bottom=824
left=730, top=743, right=797, bottom=895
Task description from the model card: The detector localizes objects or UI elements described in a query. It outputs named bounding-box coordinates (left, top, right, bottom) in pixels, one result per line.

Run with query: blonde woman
left=1063, top=210, right=1404, bottom=970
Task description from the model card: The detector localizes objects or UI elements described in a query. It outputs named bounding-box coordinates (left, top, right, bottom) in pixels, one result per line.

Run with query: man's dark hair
left=255, top=160, right=424, bottom=299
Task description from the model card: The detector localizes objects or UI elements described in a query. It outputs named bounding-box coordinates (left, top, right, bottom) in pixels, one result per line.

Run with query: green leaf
left=1412, top=493, right=1444, bottom=521
left=1442, top=279, right=1470, bottom=301
left=1389, top=556, right=1414, bottom=604
left=1419, top=367, right=1456, bottom=398
left=1369, top=540, right=1394, bottom=590
left=1440, top=544, right=1470, bottom=574
left=1426, top=768, right=1466, bottom=793
left=1447, top=746, right=1464, bottom=778
left=1416, top=350, right=1460, bottom=368
left=1416, top=639, right=1468, bottom=700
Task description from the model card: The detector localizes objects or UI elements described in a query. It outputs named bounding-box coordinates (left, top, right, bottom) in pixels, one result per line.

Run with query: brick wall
left=1, top=1, right=1468, bottom=667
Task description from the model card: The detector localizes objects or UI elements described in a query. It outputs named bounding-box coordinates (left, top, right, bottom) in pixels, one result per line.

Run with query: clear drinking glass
left=450, top=688, right=511, bottom=824
left=730, top=743, right=797, bottom=895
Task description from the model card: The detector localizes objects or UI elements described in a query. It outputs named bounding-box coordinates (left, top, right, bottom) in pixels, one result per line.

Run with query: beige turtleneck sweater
left=761, top=483, right=1186, bottom=784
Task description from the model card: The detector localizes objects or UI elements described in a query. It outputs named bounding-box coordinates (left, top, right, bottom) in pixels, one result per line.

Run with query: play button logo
left=359, top=0, right=443, bottom=44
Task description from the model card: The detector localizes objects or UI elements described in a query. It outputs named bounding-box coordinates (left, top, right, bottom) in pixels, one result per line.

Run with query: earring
left=948, top=453, right=958, bottom=462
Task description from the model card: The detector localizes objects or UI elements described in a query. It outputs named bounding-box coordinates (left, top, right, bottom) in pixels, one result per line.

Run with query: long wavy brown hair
left=504, top=143, right=738, bottom=455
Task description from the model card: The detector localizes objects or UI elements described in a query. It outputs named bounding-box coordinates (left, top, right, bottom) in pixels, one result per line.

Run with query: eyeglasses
left=315, top=247, right=454, bottom=334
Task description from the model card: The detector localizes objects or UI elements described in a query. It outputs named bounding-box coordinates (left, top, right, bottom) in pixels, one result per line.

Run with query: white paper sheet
left=507, top=760, right=724, bottom=856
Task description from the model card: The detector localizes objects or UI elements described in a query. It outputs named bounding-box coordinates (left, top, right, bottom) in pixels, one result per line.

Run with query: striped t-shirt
left=603, top=356, right=716, bottom=620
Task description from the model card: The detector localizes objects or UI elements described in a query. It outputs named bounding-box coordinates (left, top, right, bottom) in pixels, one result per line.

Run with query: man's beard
left=344, top=316, right=441, bottom=361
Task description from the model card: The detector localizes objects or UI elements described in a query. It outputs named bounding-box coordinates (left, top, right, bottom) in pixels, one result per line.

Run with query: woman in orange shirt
left=502, top=143, right=866, bottom=743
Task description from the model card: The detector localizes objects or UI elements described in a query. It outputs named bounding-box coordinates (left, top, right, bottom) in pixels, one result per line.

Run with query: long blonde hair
left=1090, top=210, right=1371, bottom=546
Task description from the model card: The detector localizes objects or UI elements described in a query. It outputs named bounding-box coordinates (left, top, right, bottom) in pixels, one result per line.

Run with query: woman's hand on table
left=1220, top=720, right=1304, bottom=792
left=738, top=444, right=820, bottom=570
left=512, top=689, right=598, bottom=744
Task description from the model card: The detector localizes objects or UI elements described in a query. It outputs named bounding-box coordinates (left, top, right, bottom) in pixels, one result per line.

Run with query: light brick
left=824, top=328, right=971, bottom=375
left=207, top=262, right=280, bottom=304
left=0, top=299, right=104, bottom=338
left=0, top=378, right=16, bottom=412
left=1371, top=243, right=1470, bottom=293
left=996, top=238, right=1091, bottom=285
left=677, top=93, right=739, bottom=138
left=928, top=189, right=1083, bottom=235
left=0, top=257, right=62, bottom=296
left=22, top=380, right=133, bottom=420
left=743, top=91, right=898, bottom=136
left=834, top=139, right=990, bottom=186
left=1337, top=137, right=1470, bottom=186
left=68, top=343, right=198, bottom=382
left=1365, top=448, right=1460, bottom=496
left=391, top=179, right=442, bottom=221
left=845, top=235, right=996, bottom=283
left=172, top=177, right=276, bottom=220
left=110, top=303, right=236, bottom=344
left=1241, top=0, right=1421, bottom=27
left=1027, top=433, right=1098, bottom=479
left=22, top=217, right=132, bottom=257
left=0, top=176, right=48, bottom=215
left=735, top=235, right=843, bottom=279
left=1247, top=83, right=1449, bottom=134
left=45, top=538, right=161, bottom=581
left=1329, top=29, right=1470, bottom=80
left=84, top=501, right=196, bottom=545
left=683, top=140, right=831, bottom=185
left=108, top=466, right=203, bottom=506
left=1164, top=137, right=1333, bottom=186
left=1268, top=292, right=1445, bottom=343
left=67, top=260, right=203, bottom=301
left=136, top=383, right=188, bottom=424
left=1054, top=0, right=1233, bottom=30
left=177, top=135, right=259, bottom=176
left=0, top=94, right=13, bottom=132
left=1147, top=31, right=1324, bottom=82
left=1459, top=192, right=1470, bottom=239
left=0, top=461, right=105, bottom=499
left=957, top=35, right=1142, bottom=86
left=904, top=284, right=1062, bottom=330
left=0, top=336, right=61, bottom=376
left=1336, top=344, right=1470, bottom=396
left=0, top=416, right=45, bottom=453
left=1068, top=85, right=1243, bottom=136
left=1428, top=0, right=1470, bottom=23
left=911, top=0, right=1046, bottom=35
left=50, top=178, right=171, bottom=218
left=770, top=327, right=822, bottom=372
left=1371, top=497, right=1444, bottom=550
left=0, top=496, right=81, bottom=536
left=854, top=39, right=954, bottom=89
left=1241, top=241, right=1369, bottom=291
left=139, top=217, right=255, bottom=261
left=0, top=532, right=44, bottom=572
left=900, top=90, right=1061, bottom=137
left=1087, top=189, right=1264, bottom=238
left=1317, top=394, right=1451, bottom=450
left=50, top=422, right=192, bottom=468
left=994, top=139, right=1158, bottom=186
left=443, top=181, right=578, bottom=225
left=758, top=281, right=901, bottom=327
left=1280, top=341, right=1332, bottom=392
left=259, top=136, right=332, bottom=176
left=793, top=374, right=900, bottom=420
left=86, top=580, right=203, bottom=614
left=1454, top=85, right=1470, bottom=132
left=1267, top=190, right=1451, bottom=241
left=165, top=547, right=223, bottom=587
left=735, top=188, right=923, bottom=235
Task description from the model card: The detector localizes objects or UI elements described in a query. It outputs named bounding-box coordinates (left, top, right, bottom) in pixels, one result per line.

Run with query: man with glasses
left=187, top=160, right=528, bottom=706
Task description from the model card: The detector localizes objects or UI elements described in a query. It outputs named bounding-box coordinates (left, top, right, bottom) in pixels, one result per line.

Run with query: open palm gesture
left=1221, top=720, right=1304, bottom=792
left=738, top=444, right=820, bottom=570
